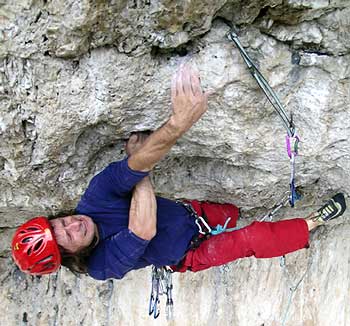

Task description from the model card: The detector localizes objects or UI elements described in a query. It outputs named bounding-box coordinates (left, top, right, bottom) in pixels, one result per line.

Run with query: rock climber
left=11, top=64, right=347, bottom=279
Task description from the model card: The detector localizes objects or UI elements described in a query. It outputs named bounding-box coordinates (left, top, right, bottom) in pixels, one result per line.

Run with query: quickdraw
left=227, top=28, right=301, bottom=208
left=148, top=266, right=174, bottom=320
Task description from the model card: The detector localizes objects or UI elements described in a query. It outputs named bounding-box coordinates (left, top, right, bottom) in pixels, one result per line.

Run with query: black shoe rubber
left=317, top=193, right=346, bottom=222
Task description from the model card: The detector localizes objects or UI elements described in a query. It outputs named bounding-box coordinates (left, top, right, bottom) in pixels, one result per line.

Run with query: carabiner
left=149, top=282, right=160, bottom=317
left=153, top=296, right=160, bottom=319
left=149, top=267, right=161, bottom=318
left=286, top=134, right=300, bottom=159
left=195, top=216, right=212, bottom=235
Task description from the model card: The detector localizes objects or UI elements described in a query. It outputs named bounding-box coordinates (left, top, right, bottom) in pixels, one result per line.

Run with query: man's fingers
left=171, top=72, right=177, bottom=97
left=190, top=68, right=202, bottom=97
left=204, top=89, right=215, bottom=98
left=176, top=65, right=184, bottom=96
left=182, top=65, right=192, bottom=94
left=182, top=64, right=203, bottom=98
left=129, top=133, right=138, bottom=143
left=172, top=63, right=205, bottom=98
left=139, top=132, right=149, bottom=143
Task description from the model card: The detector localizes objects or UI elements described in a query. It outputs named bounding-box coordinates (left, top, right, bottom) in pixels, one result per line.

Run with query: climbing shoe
left=309, top=193, right=346, bottom=224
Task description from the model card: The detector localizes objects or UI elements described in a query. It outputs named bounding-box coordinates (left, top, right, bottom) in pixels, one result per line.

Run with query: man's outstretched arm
left=128, top=64, right=209, bottom=172
left=125, top=133, right=157, bottom=240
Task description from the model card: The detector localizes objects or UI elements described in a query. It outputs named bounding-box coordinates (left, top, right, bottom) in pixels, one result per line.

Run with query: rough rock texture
left=1, top=0, right=350, bottom=325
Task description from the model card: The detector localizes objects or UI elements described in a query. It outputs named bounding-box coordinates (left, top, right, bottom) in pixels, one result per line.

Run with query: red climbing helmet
left=11, top=216, right=61, bottom=275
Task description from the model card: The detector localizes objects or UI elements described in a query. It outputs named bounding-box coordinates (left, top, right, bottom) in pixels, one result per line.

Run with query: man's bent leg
left=178, top=218, right=309, bottom=272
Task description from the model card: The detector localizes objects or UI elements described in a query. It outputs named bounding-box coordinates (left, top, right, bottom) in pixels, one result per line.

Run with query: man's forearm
left=128, top=176, right=157, bottom=240
left=128, top=119, right=182, bottom=172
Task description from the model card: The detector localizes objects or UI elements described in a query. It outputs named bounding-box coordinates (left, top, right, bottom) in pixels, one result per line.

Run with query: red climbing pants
left=173, top=200, right=309, bottom=273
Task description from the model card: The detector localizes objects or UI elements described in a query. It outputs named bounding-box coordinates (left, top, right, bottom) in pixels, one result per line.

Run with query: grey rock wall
left=1, top=1, right=349, bottom=325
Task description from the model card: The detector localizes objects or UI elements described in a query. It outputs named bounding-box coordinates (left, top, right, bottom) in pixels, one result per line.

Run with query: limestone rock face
left=1, top=1, right=350, bottom=325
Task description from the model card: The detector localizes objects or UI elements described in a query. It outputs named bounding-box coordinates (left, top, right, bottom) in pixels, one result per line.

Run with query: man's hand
left=169, top=64, right=209, bottom=134
left=126, top=132, right=150, bottom=156
left=128, top=63, right=210, bottom=172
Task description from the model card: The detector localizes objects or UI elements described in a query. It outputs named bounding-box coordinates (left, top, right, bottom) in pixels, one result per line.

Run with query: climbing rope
left=227, top=28, right=301, bottom=208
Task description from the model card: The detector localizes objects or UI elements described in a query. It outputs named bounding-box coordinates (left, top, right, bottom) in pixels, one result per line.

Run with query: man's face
left=50, top=215, right=96, bottom=253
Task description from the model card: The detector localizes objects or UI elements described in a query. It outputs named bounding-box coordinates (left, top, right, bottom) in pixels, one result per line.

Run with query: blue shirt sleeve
left=82, top=158, right=149, bottom=201
left=87, top=229, right=150, bottom=280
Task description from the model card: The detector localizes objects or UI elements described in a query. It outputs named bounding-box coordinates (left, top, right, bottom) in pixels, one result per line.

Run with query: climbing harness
left=227, top=28, right=301, bottom=208
left=148, top=266, right=174, bottom=320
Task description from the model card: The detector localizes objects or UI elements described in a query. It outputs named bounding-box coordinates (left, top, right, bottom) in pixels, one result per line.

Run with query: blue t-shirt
left=76, top=158, right=198, bottom=280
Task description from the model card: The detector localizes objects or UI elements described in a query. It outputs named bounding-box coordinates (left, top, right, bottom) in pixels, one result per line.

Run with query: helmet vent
left=22, top=237, right=33, bottom=243
left=43, top=263, right=54, bottom=270
left=27, top=227, right=39, bottom=231
left=37, top=255, right=53, bottom=264
left=33, top=239, right=44, bottom=252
